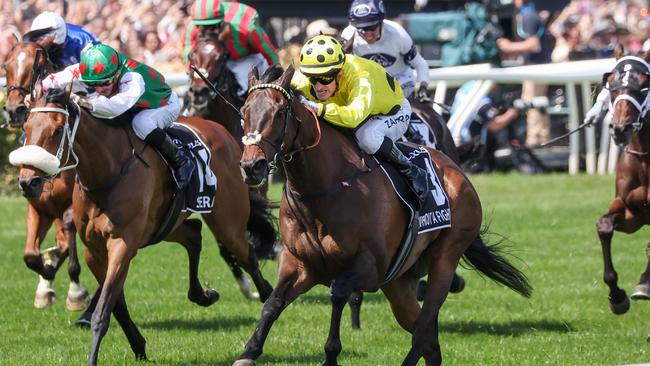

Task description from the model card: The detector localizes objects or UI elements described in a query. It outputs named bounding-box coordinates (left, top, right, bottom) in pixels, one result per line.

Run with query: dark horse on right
left=597, top=45, right=650, bottom=317
left=235, top=64, right=532, bottom=366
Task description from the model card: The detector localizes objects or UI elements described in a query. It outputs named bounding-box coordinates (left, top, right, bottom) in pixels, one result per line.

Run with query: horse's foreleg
left=58, top=209, right=90, bottom=311
left=597, top=211, right=633, bottom=314
left=632, top=242, right=650, bottom=300
left=24, top=204, right=53, bottom=278
left=166, top=218, right=219, bottom=307
left=233, top=262, right=314, bottom=366
left=323, top=277, right=354, bottom=366
left=219, top=242, right=259, bottom=300
left=112, top=292, right=146, bottom=359
left=88, top=238, right=140, bottom=366
left=347, top=290, right=363, bottom=329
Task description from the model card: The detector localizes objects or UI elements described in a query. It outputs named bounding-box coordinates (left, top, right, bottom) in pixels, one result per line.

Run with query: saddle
left=374, top=141, right=452, bottom=283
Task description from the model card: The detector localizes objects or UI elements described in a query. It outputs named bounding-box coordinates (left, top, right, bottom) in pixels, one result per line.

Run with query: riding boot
left=145, top=128, right=196, bottom=189
left=404, top=120, right=426, bottom=145
left=376, top=137, right=429, bottom=205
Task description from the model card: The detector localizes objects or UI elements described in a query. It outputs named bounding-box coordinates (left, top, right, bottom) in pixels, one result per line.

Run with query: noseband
left=243, top=83, right=321, bottom=172
left=608, top=56, right=650, bottom=133
left=29, top=103, right=80, bottom=175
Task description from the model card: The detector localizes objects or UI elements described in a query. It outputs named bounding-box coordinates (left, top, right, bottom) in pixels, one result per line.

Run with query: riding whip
left=539, top=108, right=608, bottom=147
left=189, top=64, right=242, bottom=118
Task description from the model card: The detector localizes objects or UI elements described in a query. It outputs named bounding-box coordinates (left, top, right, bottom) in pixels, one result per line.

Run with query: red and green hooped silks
left=183, top=0, right=278, bottom=66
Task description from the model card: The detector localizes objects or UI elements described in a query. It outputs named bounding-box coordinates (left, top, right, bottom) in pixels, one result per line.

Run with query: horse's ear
left=248, top=66, right=260, bottom=87
left=614, top=43, right=625, bottom=60
left=278, top=64, right=295, bottom=89
left=7, top=32, right=19, bottom=49
left=39, top=34, right=56, bottom=48
left=64, top=80, right=73, bottom=101
left=218, top=25, right=231, bottom=42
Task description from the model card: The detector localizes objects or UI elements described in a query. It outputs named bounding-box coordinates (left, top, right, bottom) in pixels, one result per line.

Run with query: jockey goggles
left=356, top=23, right=380, bottom=33
left=307, top=70, right=340, bottom=85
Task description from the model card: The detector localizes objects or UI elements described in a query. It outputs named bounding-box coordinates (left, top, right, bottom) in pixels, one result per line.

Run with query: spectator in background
left=305, top=19, right=338, bottom=39
left=496, top=0, right=552, bottom=147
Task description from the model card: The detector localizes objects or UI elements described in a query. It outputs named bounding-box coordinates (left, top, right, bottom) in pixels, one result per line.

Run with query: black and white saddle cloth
left=167, top=122, right=217, bottom=213
left=377, top=141, right=451, bottom=234
left=376, top=142, right=452, bottom=283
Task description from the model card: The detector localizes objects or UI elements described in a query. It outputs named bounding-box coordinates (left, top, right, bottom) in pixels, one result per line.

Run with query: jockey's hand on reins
left=71, top=94, right=92, bottom=110
left=298, top=94, right=319, bottom=114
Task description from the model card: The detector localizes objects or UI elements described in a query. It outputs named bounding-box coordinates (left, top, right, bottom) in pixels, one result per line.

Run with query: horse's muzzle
left=240, top=158, right=268, bottom=187
left=4, top=104, right=28, bottom=128
left=18, top=175, right=44, bottom=198
left=611, top=123, right=633, bottom=146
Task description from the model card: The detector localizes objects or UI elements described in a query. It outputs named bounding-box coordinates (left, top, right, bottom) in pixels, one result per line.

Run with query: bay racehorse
left=186, top=31, right=244, bottom=143
left=3, top=31, right=91, bottom=311
left=186, top=31, right=275, bottom=299
left=597, top=45, right=650, bottom=316
left=235, top=64, right=532, bottom=366
left=14, top=84, right=275, bottom=365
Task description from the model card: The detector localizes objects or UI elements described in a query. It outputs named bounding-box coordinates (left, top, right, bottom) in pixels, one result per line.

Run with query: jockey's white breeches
left=355, top=98, right=412, bottom=154
left=132, top=91, right=181, bottom=140
left=394, top=69, right=416, bottom=99
left=227, top=53, right=269, bottom=96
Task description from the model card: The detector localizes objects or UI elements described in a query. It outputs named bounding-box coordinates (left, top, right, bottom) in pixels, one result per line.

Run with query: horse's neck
left=73, top=111, right=137, bottom=187
left=629, top=124, right=650, bottom=155
left=284, top=121, right=364, bottom=195
left=211, top=71, right=244, bottom=139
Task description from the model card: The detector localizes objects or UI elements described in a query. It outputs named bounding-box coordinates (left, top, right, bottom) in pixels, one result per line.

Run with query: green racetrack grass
left=1, top=173, right=650, bottom=365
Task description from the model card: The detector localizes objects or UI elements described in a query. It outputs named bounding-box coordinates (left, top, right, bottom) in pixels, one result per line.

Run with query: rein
left=244, top=83, right=322, bottom=170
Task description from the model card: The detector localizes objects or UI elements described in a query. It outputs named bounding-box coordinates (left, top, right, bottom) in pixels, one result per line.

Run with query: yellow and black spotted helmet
left=299, top=35, right=345, bottom=76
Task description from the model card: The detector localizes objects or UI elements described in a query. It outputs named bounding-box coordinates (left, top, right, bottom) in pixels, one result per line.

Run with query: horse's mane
left=260, top=64, right=285, bottom=84
left=44, top=87, right=67, bottom=105
left=23, top=27, right=56, bottom=43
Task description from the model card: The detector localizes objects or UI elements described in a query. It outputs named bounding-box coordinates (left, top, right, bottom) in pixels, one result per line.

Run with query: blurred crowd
left=2, top=0, right=649, bottom=78
left=549, top=0, right=649, bottom=62
left=0, top=0, right=191, bottom=75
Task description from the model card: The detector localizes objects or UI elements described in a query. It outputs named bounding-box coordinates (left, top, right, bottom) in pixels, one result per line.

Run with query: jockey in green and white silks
left=41, top=43, right=195, bottom=188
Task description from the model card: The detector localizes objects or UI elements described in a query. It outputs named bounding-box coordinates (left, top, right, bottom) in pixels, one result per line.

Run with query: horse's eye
left=53, top=126, right=63, bottom=136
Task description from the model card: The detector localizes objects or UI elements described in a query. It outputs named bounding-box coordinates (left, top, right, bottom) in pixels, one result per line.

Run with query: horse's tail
left=247, top=190, right=278, bottom=260
left=462, top=230, right=533, bottom=298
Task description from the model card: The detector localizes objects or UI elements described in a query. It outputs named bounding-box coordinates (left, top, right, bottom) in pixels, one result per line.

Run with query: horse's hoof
left=190, top=288, right=220, bottom=307
left=450, top=275, right=466, bottom=294
left=609, top=293, right=631, bottom=315
left=232, top=359, right=256, bottom=366
left=66, top=283, right=90, bottom=312
left=34, top=290, right=56, bottom=308
left=631, top=283, right=650, bottom=300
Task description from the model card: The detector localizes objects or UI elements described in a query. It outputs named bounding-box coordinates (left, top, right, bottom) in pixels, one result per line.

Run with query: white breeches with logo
left=355, top=98, right=412, bottom=154
left=132, top=92, right=181, bottom=140
left=227, top=53, right=269, bottom=96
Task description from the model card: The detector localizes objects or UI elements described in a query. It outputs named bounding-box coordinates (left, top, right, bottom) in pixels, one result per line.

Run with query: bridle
left=5, top=45, right=49, bottom=100
left=29, top=103, right=80, bottom=177
left=242, top=83, right=321, bottom=173
left=606, top=56, right=650, bottom=134
left=189, top=38, right=234, bottom=108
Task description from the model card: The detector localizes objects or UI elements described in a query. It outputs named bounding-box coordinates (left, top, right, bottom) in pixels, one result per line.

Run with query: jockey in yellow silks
left=292, top=35, right=428, bottom=203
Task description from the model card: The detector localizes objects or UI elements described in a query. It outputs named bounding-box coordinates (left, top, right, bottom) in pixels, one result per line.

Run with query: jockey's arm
left=89, top=72, right=145, bottom=119
left=41, top=64, right=90, bottom=94
left=250, top=26, right=279, bottom=65
left=321, top=77, right=374, bottom=128
left=407, top=49, right=430, bottom=87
